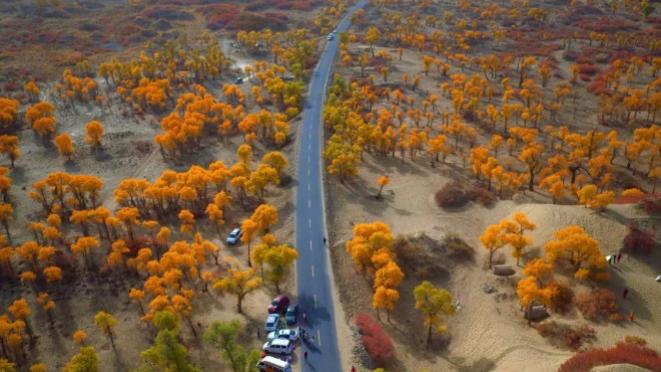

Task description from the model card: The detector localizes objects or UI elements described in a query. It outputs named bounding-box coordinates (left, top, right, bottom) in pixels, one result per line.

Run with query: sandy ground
left=326, top=151, right=661, bottom=372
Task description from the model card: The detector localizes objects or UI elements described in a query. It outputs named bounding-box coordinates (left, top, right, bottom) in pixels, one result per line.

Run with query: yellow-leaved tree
left=544, top=225, right=607, bottom=281
left=213, top=258, right=262, bottom=313
left=413, top=281, right=455, bottom=345
left=345, top=221, right=393, bottom=276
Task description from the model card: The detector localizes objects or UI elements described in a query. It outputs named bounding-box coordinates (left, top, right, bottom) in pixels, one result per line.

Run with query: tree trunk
left=426, top=324, right=432, bottom=345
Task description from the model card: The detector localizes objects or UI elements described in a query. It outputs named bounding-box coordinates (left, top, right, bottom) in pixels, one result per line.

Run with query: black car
left=285, top=304, right=298, bottom=325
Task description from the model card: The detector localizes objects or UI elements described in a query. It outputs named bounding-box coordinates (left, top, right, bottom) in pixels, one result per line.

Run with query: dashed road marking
left=309, top=240, right=313, bottom=251
left=317, top=329, right=322, bottom=346
left=308, top=199, right=311, bottom=208
left=311, top=265, right=315, bottom=278
left=314, top=295, right=318, bottom=308
left=308, top=218, right=312, bottom=228
left=307, top=184, right=311, bottom=191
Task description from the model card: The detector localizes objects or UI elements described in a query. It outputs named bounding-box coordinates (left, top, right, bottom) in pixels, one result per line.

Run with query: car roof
left=270, top=338, right=290, bottom=346
left=259, top=356, right=289, bottom=367
left=267, top=314, right=279, bottom=320
left=231, top=227, right=240, bottom=233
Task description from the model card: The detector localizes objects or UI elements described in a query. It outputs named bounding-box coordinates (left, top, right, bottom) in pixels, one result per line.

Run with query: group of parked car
left=256, top=295, right=300, bottom=371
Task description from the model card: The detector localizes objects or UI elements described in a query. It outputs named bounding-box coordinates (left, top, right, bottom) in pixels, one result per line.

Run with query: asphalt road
left=295, top=1, right=368, bottom=371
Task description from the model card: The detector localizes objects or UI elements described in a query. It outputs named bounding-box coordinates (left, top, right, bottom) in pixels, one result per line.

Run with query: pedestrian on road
left=623, top=287, right=629, bottom=299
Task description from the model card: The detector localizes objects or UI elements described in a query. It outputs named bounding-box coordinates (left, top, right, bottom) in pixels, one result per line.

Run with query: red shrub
left=575, top=288, right=620, bottom=322
left=639, top=194, right=661, bottom=215
left=436, top=181, right=496, bottom=209
left=578, top=64, right=599, bottom=75
left=559, top=339, right=661, bottom=372
left=355, top=313, right=394, bottom=365
left=623, top=225, right=657, bottom=255
left=535, top=321, right=595, bottom=350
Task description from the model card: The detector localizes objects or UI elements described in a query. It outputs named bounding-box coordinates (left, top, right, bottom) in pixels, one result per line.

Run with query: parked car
left=256, top=356, right=292, bottom=372
left=226, top=228, right=242, bottom=245
left=268, top=295, right=290, bottom=314
left=285, top=304, right=298, bottom=325
left=235, top=77, right=244, bottom=84
left=267, top=328, right=299, bottom=342
left=327, top=34, right=335, bottom=41
left=265, top=314, right=281, bottom=333
left=262, top=338, right=294, bottom=355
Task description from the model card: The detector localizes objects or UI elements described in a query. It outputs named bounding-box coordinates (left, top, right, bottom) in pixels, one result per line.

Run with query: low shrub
left=435, top=181, right=467, bottom=208
left=562, top=50, right=579, bottom=61
left=574, top=288, right=620, bottom=322
left=548, top=282, right=574, bottom=314
left=639, top=194, right=661, bottom=215
left=559, top=338, right=661, bottom=372
left=466, top=187, right=497, bottom=207
left=578, top=63, right=599, bottom=76
left=535, top=321, right=596, bottom=350
left=435, top=181, right=496, bottom=209
left=622, top=225, right=657, bottom=255
left=443, top=234, right=475, bottom=261
left=355, top=313, right=394, bottom=366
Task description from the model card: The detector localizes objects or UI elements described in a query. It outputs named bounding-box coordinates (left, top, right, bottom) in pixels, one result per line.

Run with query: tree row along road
left=295, top=1, right=369, bottom=371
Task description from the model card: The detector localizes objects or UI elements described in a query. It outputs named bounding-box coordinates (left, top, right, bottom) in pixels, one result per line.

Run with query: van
left=256, top=356, right=292, bottom=372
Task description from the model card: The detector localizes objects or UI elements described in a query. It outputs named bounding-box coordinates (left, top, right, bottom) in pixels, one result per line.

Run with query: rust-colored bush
left=548, top=282, right=574, bottom=314
left=535, top=321, right=595, bottom=350
left=578, top=64, right=599, bottom=76
left=639, top=194, right=661, bottom=215
left=355, top=313, right=394, bottom=366
left=574, top=288, right=620, bottom=322
left=559, top=339, right=661, bottom=372
left=622, top=225, right=657, bottom=255
left=435, top=181, right=496, bottom=209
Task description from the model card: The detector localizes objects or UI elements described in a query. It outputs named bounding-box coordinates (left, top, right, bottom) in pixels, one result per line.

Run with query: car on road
left=262, top=338, right=294, bottom=355
left=285, top=304, right=298, bottom=325
left=327, top=34, right=335, bottom=41
left=226, top=228, right=242, bottom=245
left=265, top=314, right=281, bottom=333
left=256, top=356, right=292, bottom=372
left=267, top=328, right=299, bottom=342
left=268, top=295, right=290, bottom=314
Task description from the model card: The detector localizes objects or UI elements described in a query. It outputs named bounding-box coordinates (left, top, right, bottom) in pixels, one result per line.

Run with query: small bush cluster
left=355, top=313, right=394, bottom=366
left=574, top=288, right=621, bottom=322
left=622, top=225, right=657, bottom=255
left=443, top=234, right=475, bottom=261
left=435, top=181, right=496, bottom=209
left=548, top=282, right=574, bottom=314
left=639, top=194, right=661, bottom=215
left=559, top=338, right=661, bottom=372
left=534, top=321, right=596, bottom=350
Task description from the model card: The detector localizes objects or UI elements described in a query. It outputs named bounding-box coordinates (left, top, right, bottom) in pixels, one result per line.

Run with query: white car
left=226, top=228, right=242, bottom=245
left=262, top=338, right=294, bottom=355
left=267, top=328, right=299, bottom=342
left=265, top=314, right=281, bottom=333
left=256, top=356, right=292, bottom=372
left=327, top=34, right=335, bottom=41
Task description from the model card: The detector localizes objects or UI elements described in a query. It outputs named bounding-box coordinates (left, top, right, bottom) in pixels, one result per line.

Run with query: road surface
left=295, top=1, right=368, bottom=371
